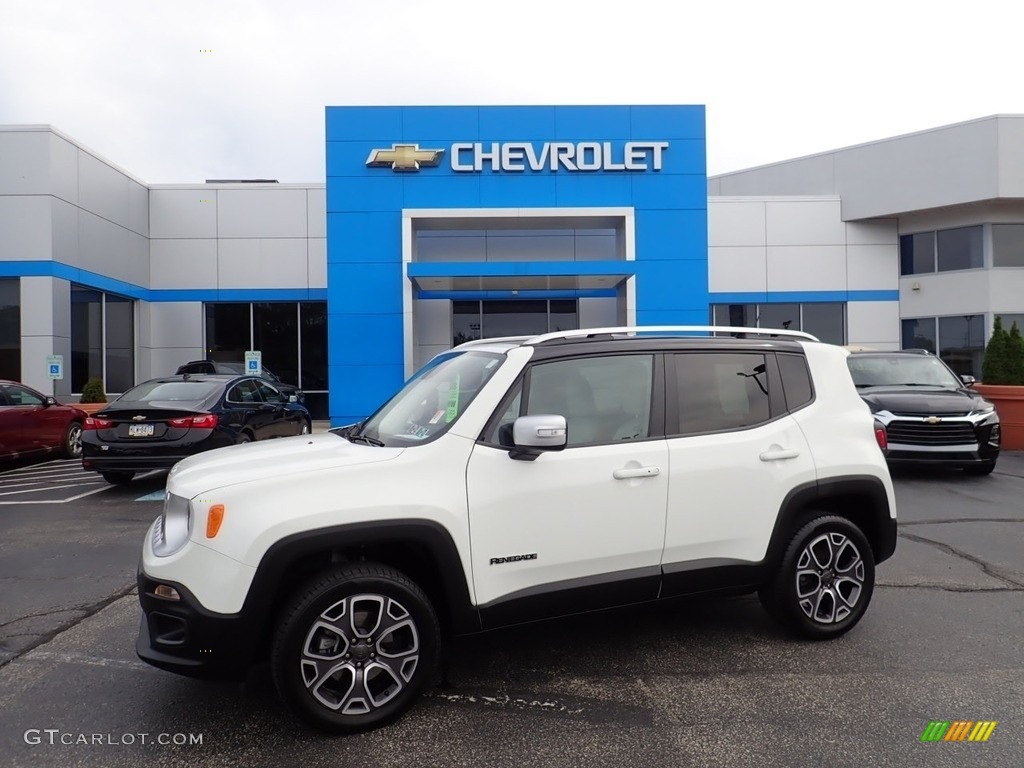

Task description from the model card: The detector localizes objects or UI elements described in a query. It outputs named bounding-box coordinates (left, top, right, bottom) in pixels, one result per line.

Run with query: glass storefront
left=0, top=279, right=19, bottom=382
left=712, top=302, right=846, bottom=345
left=204, top=301, right=328, bottom=418
left=71, top=285, right=134, bottom=394
left=452, top=300, right=579, bottom=346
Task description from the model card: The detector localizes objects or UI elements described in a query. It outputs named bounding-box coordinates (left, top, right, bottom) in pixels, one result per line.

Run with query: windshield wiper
left=348, top=433, right=385, bottom=447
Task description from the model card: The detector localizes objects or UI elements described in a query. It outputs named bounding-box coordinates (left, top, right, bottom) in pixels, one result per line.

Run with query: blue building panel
left=326, top=104, right=708, bottom=425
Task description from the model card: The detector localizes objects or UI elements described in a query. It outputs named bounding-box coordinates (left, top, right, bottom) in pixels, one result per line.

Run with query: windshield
left=357, top=351, right=504, bottom=446
left=847, top=355, right=962, bottom=389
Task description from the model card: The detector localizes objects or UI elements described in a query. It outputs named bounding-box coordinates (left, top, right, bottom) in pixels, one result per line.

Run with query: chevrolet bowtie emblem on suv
left=132, top=415, right=147, bottom=421
left=925, top=416, right=942, bottom=424
left=365, top=144, right=444, bottom=172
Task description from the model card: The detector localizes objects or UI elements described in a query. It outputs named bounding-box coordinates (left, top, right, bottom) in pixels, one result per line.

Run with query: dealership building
left=2, top=107, right=1023, bottom=424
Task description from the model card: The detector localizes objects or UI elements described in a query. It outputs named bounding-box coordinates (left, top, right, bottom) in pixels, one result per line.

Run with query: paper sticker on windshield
left=429, top=410, right=445, bottom=424
left=445, top=373, right=461, bottom=423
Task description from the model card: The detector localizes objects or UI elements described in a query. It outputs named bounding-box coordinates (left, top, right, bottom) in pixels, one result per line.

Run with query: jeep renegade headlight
left=152, top=493, right=192, bottom=557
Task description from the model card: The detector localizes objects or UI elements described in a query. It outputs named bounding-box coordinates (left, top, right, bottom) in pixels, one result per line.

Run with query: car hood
left=859, top=387, right=990, bottom=415
left=167, top=433, right=404, bottom=498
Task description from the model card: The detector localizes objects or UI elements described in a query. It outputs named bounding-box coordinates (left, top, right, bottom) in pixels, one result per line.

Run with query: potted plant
left=77, top=377, right=109, bottom=414
left=975, top=316, right=1024, bottom=450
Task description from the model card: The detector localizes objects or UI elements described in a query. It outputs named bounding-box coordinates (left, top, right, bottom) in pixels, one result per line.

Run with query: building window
left=0, top=279, right=19, bottom=382
left=992, top=225, right=1024, bottom=267
left=204, top=301, right=329, bottom=419
left=71, top=286, right=134, bottom=394
left=902, top=315, right=986, bottom=377
left=452, top=300, right=579, bottom=347
left=711, top=303, right=846, bottom=345
left=900, top=226, right=983, bottom=275
left=937, top=226, right=983, bottom=272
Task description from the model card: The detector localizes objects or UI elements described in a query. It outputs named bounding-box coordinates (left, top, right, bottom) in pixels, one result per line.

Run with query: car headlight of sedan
left=152, top=492, right=192, bottom=557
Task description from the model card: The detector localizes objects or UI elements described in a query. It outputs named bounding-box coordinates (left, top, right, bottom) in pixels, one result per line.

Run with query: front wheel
left=759, top=515, right=875, bottom=640
left=298, top=419, right=311, bottom=436
left=271, top=563, right=440, bottom=733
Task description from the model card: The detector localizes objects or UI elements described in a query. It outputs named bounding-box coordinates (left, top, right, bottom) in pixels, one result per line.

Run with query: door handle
left=759, top=448, right=800, bottom=461
left=613, top=466, right=661, bottom=480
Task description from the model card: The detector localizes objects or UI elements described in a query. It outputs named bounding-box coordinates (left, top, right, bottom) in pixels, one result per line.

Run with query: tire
left=299, top=420, right=311, bottom=436
left=63, top=422, right=83, bottom=459
left=100, top=471, right=135, bottom=485
left=236, top=433, right=253, bottom=445
left=271, top=562, right=440, bottom=734
left=758, top=514, right=875, bottom=640
left=963, top=461, right=996, bottom=476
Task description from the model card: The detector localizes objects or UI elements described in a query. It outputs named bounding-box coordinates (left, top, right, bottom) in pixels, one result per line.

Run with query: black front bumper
left=136, top=569, right=262, bottom=680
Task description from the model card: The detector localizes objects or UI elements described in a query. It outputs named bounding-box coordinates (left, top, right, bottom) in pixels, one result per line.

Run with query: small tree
left=1006, top=321, right=1024, bottom=385
left=80, top=377, right=107, bottom=403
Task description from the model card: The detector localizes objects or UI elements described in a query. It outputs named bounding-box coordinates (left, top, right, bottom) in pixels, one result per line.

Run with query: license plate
left=128, top=424, right=154, bottom=437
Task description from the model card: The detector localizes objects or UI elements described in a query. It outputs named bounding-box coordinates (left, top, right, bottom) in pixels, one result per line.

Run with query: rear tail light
left=84, top=416, right=113, bottom=430
left=874, top=422, right=888, bottom=451
left=166, top=414, right=219, bottom=429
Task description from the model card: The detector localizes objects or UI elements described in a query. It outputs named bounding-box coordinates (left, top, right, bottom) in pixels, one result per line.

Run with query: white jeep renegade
left=137, top=326, right=897, bottom=733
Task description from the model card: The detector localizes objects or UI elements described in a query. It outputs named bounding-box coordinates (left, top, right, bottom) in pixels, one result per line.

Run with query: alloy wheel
left=794, top=532, right=865, bottom=625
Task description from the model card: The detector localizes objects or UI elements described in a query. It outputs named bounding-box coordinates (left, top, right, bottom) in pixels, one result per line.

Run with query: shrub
left=982, top=316, right=1024, bottom=385
left=79, top=377, right=107, bottom=403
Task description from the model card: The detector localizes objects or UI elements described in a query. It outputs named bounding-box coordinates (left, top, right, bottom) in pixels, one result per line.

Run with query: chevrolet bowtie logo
left=365, top=144, right=445, bottom=172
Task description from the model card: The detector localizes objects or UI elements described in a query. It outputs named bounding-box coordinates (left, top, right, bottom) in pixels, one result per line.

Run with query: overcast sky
left=1, top=1, right=1019, bottom=184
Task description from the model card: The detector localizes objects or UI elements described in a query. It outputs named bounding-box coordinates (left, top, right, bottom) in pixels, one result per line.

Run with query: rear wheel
left=100, top=471, right=135, bottom=485
left=236, top=433, right=252, bottom=445
left=63, top=422, right=83, bottom=459
left=759, top=515, right=875, bottom=640
left=271, top=562, right=440, bottom=733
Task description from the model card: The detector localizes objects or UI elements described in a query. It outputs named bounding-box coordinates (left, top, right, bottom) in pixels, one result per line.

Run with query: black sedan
left=81, top=374, right=312, bottom=484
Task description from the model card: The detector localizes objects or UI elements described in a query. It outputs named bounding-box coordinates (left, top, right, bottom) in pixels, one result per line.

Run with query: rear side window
left=672, top=353, right=771, bottom=434
left=777, top=354, right=813, bottom=411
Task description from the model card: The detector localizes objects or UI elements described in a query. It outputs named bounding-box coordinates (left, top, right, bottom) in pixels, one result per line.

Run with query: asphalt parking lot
left=0, top=452, right=1021, bottom=768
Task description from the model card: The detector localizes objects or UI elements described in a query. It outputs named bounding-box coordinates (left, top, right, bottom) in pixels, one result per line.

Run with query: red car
left=0, top=381, right=86, bottom=462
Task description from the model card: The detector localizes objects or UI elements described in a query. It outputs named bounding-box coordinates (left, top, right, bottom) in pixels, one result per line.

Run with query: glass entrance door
left=452, top=300, right=578, bottom=346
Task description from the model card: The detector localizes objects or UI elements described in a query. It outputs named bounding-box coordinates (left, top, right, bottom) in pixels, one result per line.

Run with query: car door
left=225, top=379, right=273, bottom=439
left=660, top=351, right=816, bottom=596
left=6, top=385, right=63, bottom=455
left=0, top=386, right=26, bottom=457
left=255, top=380, right=295, bottom=437
left=466, top=352, right=668, bottom=627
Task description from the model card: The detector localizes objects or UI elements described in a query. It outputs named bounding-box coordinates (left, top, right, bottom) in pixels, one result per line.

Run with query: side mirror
left=509, top=414, right=567, bottom=461
left=44, top=396, right=56, bottom=407
left=960, top=375, right=977, bottom=387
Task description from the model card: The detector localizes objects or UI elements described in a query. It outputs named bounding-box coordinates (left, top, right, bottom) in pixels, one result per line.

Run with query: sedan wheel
left=299, top=420, right=311, bottom=436
left=64, top=422, right=83, bottom=459
left=759, top=515, right=875, bottom=639
left=272, top=563, right=440, bottom=733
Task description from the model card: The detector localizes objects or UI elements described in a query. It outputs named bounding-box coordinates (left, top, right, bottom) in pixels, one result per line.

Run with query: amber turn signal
left=206, top=504, right=225, bottom=538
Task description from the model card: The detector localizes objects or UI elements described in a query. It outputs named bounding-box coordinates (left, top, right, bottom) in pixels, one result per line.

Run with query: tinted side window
left=7, top=386, right=44, bottom=406
left=525, top=355, right=654, bottom=447
left=673, top=353, right=770, bottom=434
left=777, top=354, right=813, bottom=410
left=229, top=379, right=261, bottom=403
left=256, top=380, right=283, bottom=403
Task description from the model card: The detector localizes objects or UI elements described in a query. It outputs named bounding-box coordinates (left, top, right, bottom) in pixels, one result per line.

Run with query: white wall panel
left=78, top=212, right=148, bottom=287
left=78, top=151, right=131, bottom=228
left=308, top=238, right=327, bottom=288
left=128, top=178, right=149, bottom=237
left=307, top=188, right=326, bottom=238
left=898, top=272, right=990, bottom=317
left=150, top=346, right=205, bottom=378
left=147, top=302, right=203, bottom=349
left=0, top=131, right=49, bottom=195
left=988, top=270, right=1024, bottom=315
left=150, top=239, right=218, bottom=289
left=847, top=301, right=900, bottom=348
left=846, top=244, right=898, bottom=291
left=766, top=246, right=847, bottom=292
left=708, top=246, right=768, bottom=292
left=413, top=298, right=452, bottom=346
left=150, top=189, right=217, bottom=239
left=218, top=188, right=307, bottom=238
left=0, top=197, right=51, bottom=260
left=50, top=198, right=78, bottom=265
left=766, top=200, right=845, bottom=245
left=217, top=238, right=308, bottom=288
left=707, top=200, right=766, bottom=247
left=846, top=220, right=897, bottom=246
left=48, top=133, right=79, bottom=205
left=19, top=276, right=57, bottom=336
